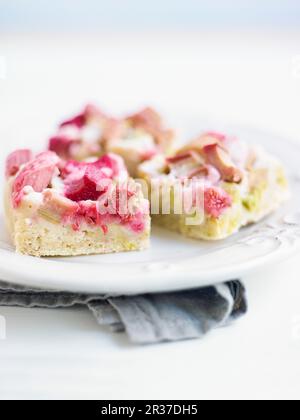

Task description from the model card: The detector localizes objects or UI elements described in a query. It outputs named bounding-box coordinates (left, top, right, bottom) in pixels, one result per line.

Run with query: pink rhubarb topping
left=49, top=105, right=173, bottom=163
left=48, top=104, right=107, bottom=160
left=165, top=130, right=249, bottom=217
left=5, top=149, right=33, bottom=178
left=166, top=151, right=221, bottom=185
left=64, top=162, right=112, bottom=202
left=204, top=187, right=232, bottom=218
left=8, top=149, right=148, bottom=234
left=49, top=136, right=81, bottom=160
left=12, top=151, right=60, bottom=208
left=62, top=154, right=127, bottom=181
left=126, top=107, right=174, bottom=149
left=204, top=131, right=227, bottom=142
left=60, top=155, right=147, bottom=233
left=188, top=164, right=221, bottom=185
left=172, top=131, right=247, bottom=184
left=202, top=143, right=243, bottom=183
left=140, top=149, right=158, bottom=161
left=59, top=104, right=106, bottom=129
left=166, top=151, right=202, bottom=165
left=69, top=202, right=148, bottom=235
left=62, top=154, right=128, bottom=202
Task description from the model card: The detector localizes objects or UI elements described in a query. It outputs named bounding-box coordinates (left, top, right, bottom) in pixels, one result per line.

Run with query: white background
left=1, top=3, right=300, bottom=400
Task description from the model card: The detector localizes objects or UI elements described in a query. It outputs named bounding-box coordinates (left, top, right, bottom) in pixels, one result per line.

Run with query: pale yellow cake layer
left=12, top=217, right=150, bottom=257
left=151, top=203, right=242, bottom=241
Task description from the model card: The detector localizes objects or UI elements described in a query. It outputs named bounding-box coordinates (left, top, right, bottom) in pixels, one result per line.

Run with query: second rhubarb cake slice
left=4, top=150, right=151, bottom=257
left=138, top=131, right=289, bottom=240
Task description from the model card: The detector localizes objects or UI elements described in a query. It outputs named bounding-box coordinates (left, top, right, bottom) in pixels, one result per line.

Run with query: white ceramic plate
left=0, top=123, right=300, bottom=295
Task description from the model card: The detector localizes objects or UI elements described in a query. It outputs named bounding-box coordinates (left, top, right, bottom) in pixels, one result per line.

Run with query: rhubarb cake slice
left=4, top=151, right=150, bottom=257
left=138, top=131, right=289, bottom=240
left=48, top=105, right=175, bottom=177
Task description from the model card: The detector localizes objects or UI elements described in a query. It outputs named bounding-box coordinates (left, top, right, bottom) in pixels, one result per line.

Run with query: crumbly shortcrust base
left=12, top=218, right=150, bottom=257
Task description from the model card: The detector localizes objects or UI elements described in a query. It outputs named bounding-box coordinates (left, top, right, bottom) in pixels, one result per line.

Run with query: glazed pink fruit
left=12, top=151, right=60, bottom=208
left=140, top=149, right=158, bottom=161
left=204, top=131, right=227, bottom=142
left=62, top=154, right=126, bottom=179
left=166, top=152, right=194, bottom=165
left=177, top=133, right=226, bottom=156
left=127, top=107, right=174, bottom=147
left=64, top=165, right=110, bottom=202
left=5, top=149, right=33, bottom=178
left=49, top=136, right=80, bottom=159
left=59, top=104, right=105, bottom=128
left=188, top=164, right=221, bottom=184
left=63, top=155, right=127, bottom=202
left=204, top=187, right=232, bottom=218
left=95, top=154, right=127, bottom=179
left=203, top=144, right=243, bottom=183
left=60, top=113, right=86, bottom=129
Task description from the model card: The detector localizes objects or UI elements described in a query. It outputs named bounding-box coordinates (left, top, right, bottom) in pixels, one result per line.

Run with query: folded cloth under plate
left=0, top=280, right=247, bottom=344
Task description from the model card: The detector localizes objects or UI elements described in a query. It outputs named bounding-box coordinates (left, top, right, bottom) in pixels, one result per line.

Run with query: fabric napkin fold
left=0, top=280, right=247, bottom=344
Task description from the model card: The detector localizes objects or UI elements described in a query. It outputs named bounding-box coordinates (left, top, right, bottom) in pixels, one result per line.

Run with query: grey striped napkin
left=0, top=280, right=247, bottom=344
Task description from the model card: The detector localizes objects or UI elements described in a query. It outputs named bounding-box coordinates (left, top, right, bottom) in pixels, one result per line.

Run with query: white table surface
left=0, top=31, right=300, bottom=400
